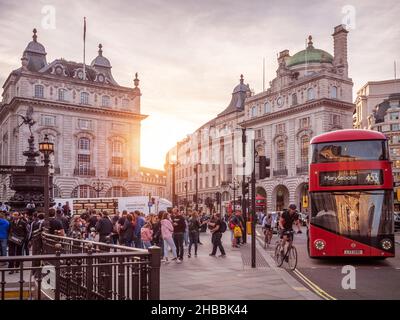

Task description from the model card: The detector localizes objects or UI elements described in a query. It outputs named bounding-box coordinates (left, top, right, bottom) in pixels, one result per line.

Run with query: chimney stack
left=332, top=24, right=349, bottom=77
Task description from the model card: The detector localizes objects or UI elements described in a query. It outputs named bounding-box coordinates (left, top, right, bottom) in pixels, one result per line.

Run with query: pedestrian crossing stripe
left=293, top=269, right=337, bottom=301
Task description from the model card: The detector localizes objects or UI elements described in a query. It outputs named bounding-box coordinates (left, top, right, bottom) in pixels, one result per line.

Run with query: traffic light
left=259, top=156, right=271, bottom=179
left=243, top=182, right=249, bottom=195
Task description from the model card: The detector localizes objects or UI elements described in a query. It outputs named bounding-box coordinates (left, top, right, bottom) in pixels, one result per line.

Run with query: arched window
left=251, top=106, right=257, bottom=117
left=292, top=93, right=298, bottom=106
left=34, top=85, right=44, bottom=98
left=71, top=185, right=96, bottom=198
left=102, top=95, right=110, bottom=107
left=105, top=186, right=128, bottom=197
left=300, top=136, right=310, bottom=168
left=264, top=102, right=271, bottom=113
left=307, top=88, right=314, bottom=101
left=331, top=86, right=337, bottom=99
left=80, top=92, right=89, bottom=105
left=276, top=140, right=286, bottom=171
left=112, top=141, right=123, bottom=153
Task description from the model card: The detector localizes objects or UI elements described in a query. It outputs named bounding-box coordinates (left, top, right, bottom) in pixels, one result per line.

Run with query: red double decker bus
left=308, top=129, right=395, bottom=258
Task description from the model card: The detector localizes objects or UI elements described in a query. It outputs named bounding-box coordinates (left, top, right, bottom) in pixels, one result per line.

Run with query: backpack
left=233, top=226, right=242, bottom=238
left=219, top=220, right=227, bottom=233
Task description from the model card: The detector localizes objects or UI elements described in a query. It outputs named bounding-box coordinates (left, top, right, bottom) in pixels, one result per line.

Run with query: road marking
left=293, top=269, right=337, bottom=301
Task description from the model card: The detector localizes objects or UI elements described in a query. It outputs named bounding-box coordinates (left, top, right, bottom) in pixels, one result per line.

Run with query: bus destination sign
left=320, top=169, right=383, bottom=186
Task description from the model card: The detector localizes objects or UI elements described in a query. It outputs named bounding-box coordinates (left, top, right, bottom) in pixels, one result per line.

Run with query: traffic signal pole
left=251, top=139, right=256, bottom=268
left=242, top=128, right=247, bottom=243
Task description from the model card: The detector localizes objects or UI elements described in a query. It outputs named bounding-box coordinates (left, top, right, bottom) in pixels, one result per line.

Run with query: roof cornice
left=0, top=97, right=148, bottom=121
left=240, top=98, right=355, bottom=127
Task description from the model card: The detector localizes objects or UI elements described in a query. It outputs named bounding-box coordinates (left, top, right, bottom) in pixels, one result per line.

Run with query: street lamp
left=92, top=178, right=104, bottom=198
left=39, top=134, right=54, bottom=215
left=229, top=177, right=240, bottom=212
left=193, top=163, right=200, bottom=211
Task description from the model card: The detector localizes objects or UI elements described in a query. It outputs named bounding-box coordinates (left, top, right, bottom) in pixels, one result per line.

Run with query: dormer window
left=307, top=88, right=314, bottom=101
left=58, top=88, right=67, bottom=101
left=264, top=102, right=271, bottom=113
left=34, top=85, right=44, bottom=98
left=331, top=86, right=337, bottom=99
left=292, top=93, right=298, bottom=106
left=251, top=106, right=257, bottom=117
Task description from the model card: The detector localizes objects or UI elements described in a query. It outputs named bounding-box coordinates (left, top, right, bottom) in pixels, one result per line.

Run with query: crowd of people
left=0, top=199, right=302, bottom=271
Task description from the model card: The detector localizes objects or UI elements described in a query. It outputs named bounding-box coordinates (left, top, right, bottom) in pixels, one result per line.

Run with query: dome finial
left=98, top=43, right=103, bottom=56
left=240, top=74, right=244, bottom=84
left=307, top=35, right=313, bottom=48
left=134, top=72, right=140, bottom=87
left=33, top=28, right=37, bottom=42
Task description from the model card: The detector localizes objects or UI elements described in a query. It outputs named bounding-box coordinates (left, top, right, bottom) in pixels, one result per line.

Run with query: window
left=111, top=156, right=123, bottom=176
left=299, top=117, right=310, bottom=128
left=78, top=138, right=90, bottom=151
left=391, top=124, right=400, bottom=131
left=276, top=140, right=286, bottom=170
left=78, top=119, right=92, bottom=130
left=102, top=95, right=110, bottom=107
left=331, top=86, right=337, bottom=99
left=300, top=136, right=310, bottom=167
left=80, top=92, right=89, bottom=105
left=112, top=141, right=123, bottom=154
left=276, top=123, right=286, bottom=134
left=307, top=88, right=314, bottom=101
left=58, top=89, right=67, bottom=101
left=205, top=177, right=209, bottom=188
left=331, top=114, right=340, bottom=126
left=34, top=85, right=44, bottom=98
left=312, top=140, right=388, bottom=163
left=122, top=99, right=130, bottom=108
left=251, top=106, right=257, bottom=117
left=77, top=154, right=91, bottom=175
left=264, top=102, right=271, bottom=113
left=292, top=93, right=298, bottom=106
left=390, top=112, right=399, bottom=121
left=256, top=129, right=263, bottom=138
left=212, top=176, right=216, bottom=187
left=40, top=115, right=56, bottom=126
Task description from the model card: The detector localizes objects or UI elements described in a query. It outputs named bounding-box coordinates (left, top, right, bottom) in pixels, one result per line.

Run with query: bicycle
left=263, top=226, right=273, bottom=249
left=274, top=230, right=297, bottom=270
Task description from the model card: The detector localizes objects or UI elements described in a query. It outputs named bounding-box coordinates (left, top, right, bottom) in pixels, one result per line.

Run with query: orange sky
left=0, top=0, right=399, bottom=170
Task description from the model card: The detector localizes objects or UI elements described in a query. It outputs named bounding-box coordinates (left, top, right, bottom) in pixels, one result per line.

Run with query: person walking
left=95, top=211, right=113, bottom=243
left=172, top=208, right=186, bottom=262
left=229, top=210, right=244, bottom=248
left=141, top=223, right=153, bottom=249
left=188, top=211, right=200, bottom=258
left=161, top=211, right=178, bottom=263
left=8, top=211, right=28, bottom=273
left=0, top=212, right=10, bottom=264
left=43, top=209, right=65, bottom=236
left=120, top=213, right=135, bottom=247
left=30, top=213, right=45, bottom=276
left=208, top=213, right=226, bottom=257
left=133, top=211, right=145, bottom=248
left=56, top=209, right=69, bottom=235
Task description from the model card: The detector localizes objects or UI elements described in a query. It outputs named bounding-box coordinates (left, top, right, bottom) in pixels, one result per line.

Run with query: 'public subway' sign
left=0, top=165, right=34, bottom=174
left=319, top=169, right=383, bottom=186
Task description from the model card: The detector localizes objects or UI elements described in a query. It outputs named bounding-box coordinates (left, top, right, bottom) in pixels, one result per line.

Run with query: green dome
left=286, top=47, right=333, bottom=68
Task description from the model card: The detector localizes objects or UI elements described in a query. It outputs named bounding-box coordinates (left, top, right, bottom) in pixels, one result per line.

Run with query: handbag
left=233, top=226, right=242, bottom=238
left=9, top=234, right=25, bottom=246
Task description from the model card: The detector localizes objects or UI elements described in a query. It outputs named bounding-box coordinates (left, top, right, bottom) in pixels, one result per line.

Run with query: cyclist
left=278, top=204, right=300, bottom=259
left=262, top=213, right=273, bottom=247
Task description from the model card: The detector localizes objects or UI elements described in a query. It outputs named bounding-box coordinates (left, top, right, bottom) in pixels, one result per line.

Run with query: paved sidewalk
left=160, top=231, right=320, bottom=300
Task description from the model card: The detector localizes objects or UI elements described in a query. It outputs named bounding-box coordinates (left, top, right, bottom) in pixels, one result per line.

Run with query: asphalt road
left=258, top=225, right=400, bottom=300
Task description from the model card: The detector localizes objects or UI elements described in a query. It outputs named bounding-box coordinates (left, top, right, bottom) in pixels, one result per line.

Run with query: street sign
left=0, top=165, right=34, bottom=174
left=148, top=202, right=153, bottom=207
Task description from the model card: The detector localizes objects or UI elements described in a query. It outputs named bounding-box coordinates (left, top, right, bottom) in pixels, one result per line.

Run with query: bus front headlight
left=381, top=239, right=392, bottom=251
left=314, top=239, right=326, bottom=250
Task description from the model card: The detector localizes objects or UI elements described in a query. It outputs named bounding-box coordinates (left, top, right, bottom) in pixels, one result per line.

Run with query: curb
left=254, top=232, right=321, bottom=300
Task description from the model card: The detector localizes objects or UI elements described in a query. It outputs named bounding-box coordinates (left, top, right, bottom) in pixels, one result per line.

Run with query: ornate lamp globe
left=39, top=134, right=54, bottom=156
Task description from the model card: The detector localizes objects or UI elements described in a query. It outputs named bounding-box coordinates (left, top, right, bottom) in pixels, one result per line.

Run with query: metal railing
left=0, top=233, right=161, bottom=300
left=296, top=166, right=308, bottom=174
left=73, top=168, right=96, bottom=176
left=107, top=169, right=128, bottom=178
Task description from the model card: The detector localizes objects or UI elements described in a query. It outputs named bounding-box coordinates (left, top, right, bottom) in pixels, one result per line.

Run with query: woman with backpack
left=188, top=211, right=201, bottom=258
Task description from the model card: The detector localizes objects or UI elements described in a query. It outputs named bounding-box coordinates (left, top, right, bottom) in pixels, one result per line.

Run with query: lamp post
left=92, top=178, right=104, bottom=198
left=193, top=163, right=200, bottom=211
left=184, top=182, right=188, bottom=214
left=229, top=178, right=240, bottom=212
left=39, top=134, right=54, bottom=215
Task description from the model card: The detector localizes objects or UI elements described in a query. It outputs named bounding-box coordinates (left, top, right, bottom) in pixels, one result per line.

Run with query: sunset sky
left=0, top=0, right=399, bottom=170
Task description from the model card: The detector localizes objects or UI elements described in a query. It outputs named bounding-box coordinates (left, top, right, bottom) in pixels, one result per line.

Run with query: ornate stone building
left=240, top=25, right=354, bottom=212
left=367, top=93, right=400, bottom=210
left=165, top=75, right=251, bottom=212
left=139, top=167, right=167, bottom=199
left=0, top=28, right=158, bottom=201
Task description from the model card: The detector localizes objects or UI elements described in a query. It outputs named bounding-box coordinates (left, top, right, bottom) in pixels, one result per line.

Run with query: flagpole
left=83, top=17, right=86, bottom=80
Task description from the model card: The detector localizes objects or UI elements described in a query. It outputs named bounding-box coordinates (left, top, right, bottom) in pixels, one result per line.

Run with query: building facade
left=0, top=28, right=151, bottom=201
left=165, top=75, right=251, bottom=212
left=166, top=24, right=355, bottom=213
left=367, top=93, right=400, bottom=210
left=139, top=167, right=167, bottom=198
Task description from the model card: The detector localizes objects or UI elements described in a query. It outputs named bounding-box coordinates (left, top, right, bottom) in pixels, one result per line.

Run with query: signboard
left=319, top=170, right=383, bottom=187
left=72, top=198, right=118, bottom=215
left=0, top=165, right=34, bottom=174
